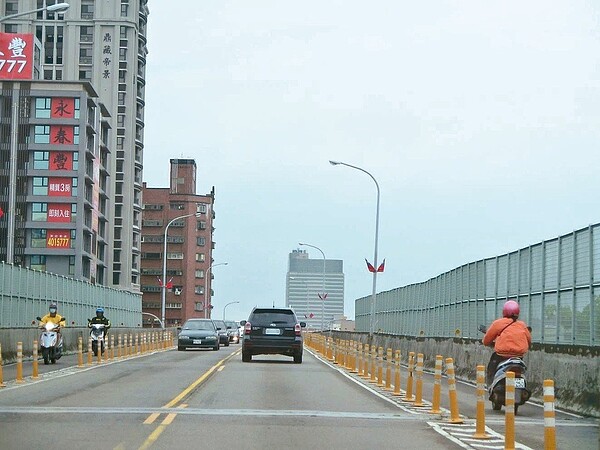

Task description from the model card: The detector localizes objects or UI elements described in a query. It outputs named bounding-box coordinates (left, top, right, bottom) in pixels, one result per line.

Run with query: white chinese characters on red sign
left=0, top=33, right=33, bottom=80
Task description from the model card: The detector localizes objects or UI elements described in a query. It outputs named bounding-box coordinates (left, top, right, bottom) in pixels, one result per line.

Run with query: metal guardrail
left=357, top=223, right=599, bottom=346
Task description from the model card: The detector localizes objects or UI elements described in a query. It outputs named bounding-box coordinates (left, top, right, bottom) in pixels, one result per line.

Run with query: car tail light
left=295, top=323, right=301, bottom=336
left=244, top=322, right=251, bottom=335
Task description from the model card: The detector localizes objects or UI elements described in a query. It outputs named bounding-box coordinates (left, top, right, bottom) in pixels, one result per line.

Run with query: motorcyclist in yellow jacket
left=39, top=303, right=66, bottom=327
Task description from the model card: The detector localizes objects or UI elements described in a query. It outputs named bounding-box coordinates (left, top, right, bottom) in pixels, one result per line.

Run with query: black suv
left=240, top=307, right=306, bottom=363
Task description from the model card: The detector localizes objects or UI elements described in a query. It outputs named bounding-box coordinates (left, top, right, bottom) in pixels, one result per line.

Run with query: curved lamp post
left=142, top=312, right=163, bottom=329
left=298, top=242, right=326, bottom=331
left=204, top=262, right=228, bottom=317
left=329, top=160, right=381, bottom=337
left=161, top=212, right=201, bottom=329
left=223, top=301, right=240, bottom=321
left=0, top=3, right=69, bottom=22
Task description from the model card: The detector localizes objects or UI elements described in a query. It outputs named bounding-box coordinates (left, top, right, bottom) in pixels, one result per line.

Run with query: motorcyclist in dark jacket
left=88, top=307, right=111, bottom=337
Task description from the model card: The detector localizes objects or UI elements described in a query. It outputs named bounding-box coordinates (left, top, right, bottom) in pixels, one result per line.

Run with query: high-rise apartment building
left=1, top=1, right=150, bottom=292
left=286, top=249, right=344, bottom=330
left=140, top=159, right=216, bottom=327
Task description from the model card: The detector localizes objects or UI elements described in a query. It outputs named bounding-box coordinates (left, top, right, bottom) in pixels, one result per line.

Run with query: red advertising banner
left=48, top=204, right=72, bottom=223
left=47, top=230, right=70, bottom=248
left=49, top=151, right=72, bottom=170
left=48, top=178, right=72, bottom=197
left=0, top=33, right=33, bottom=80
left=50, top=126, right=74, bottom=145
left=51, top=98, right=75, bottom=119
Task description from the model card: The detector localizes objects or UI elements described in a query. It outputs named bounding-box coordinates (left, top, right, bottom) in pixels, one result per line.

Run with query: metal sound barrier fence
left=356, top=223, right=600, bottom=346
left=0, top=262, right=141, bottom=327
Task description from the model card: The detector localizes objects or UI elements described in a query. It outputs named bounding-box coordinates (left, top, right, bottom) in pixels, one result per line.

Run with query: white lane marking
left=0, top=406, right=425, bottom=420
left=428, top=422, right=535, bottom=450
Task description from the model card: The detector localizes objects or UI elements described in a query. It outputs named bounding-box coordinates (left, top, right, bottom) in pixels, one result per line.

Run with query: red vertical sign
left=50, top=126, right=74, bottom=145
left=49, top=152, right=72, bottom=170
left=46, top=230, right=70, bottom=248
left=48, top=204, right=72, bottom=222
left=0, top=33, right=33, bottom=80
left=51, top=98, right=75, bottom=119
left=48, top=178, right=72, bottom=197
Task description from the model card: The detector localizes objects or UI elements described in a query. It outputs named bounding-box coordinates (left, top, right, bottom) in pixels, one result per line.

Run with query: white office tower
left=286, top=249, right=344, bottom=330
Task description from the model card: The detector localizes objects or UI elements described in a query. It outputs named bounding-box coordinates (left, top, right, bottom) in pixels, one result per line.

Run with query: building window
left=4, top=2, right=18, bottom=15
left=120, top=4, right=129, bottom=16
left=32, top=177, right=49, bottom=195
left=195, top=302, right=204, bottom=311
left=34, top=125, right=51, bottom=144
left=79, top=69, right=92, bottom=81
left=195, top=286, right=204, bottom=295
left=196, top=203, right=207, bottom=214
left=71, top=178, right=78, bottom=196
left=195, top=269, right=205, bottom=278
left=167, top=252, right=183, bottom=260
left=73, top=126, right=80, bottom=145
left=81, top=2, right=94, bottom=19
left=196, top=237, right=205, bottom=247
left=79, top=45, right=93, bottom=64
left=30, top=255, right=47, bottom=271
left=33, top=151, right=50, bottom=169
left=35, top=98, right=51, bottom=118
left=31, top=229, right=47, bottom=248
left=119, top=48, right=127, bottom=61
left=196, top=221, right=206, bottom=231
left=73, top=152, right=79, bottom=170
left=195, top=253, right=205, bottom=262
left=80, top=26, right=93, bottom=42
left=31, top=203, right=48, bottom=221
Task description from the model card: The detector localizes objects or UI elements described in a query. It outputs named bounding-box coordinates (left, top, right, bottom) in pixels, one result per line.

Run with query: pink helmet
left=503, top=300, right=520, bottom=318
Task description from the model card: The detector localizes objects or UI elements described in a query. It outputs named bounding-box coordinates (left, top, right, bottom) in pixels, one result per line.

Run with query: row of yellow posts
left=0, top=331, right=175, bottom=386
left=304, top=334, right=557, bottom=450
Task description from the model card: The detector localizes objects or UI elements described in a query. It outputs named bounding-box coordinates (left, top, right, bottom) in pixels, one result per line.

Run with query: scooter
left=36, top=317, right=65, bottom=365
left=89, top=323, right=106, bottom=356
left=478, top=324, right=531, bottom=414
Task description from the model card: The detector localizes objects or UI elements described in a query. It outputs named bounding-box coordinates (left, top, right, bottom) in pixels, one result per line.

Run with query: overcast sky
left=143, top=1, right=600, bottom=321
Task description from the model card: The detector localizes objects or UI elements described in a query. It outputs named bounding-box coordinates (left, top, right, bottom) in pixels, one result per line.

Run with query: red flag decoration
left=157, top=277, right=162, bottom=286
left=165, top=277, right=173, bottom=289
left=365, top=259, right=376, bottom=273
left=317, top=293, right=328, bottom=300
left=377, top=259, right=386, bottom=273
left=309, top=313, right=314, bottom=318
left=0, top=206, right=4, bottom=219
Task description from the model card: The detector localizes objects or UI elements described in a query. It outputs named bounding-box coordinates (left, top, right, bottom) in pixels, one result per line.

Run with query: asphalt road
left=0, top=343, right=597, bottom=450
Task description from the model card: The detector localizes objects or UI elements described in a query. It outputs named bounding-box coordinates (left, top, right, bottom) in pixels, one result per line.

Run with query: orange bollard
left=405, top=352, right=415, bottom=401
left=77, top=337, right=83, bottom=368
left=87, top=338, right=93, bottom=365
left=350, top=341, right=358, bottom=373
left=109, top=334, right=114, bottom=360
left=429, top=355, right=443, bottom=414
left=392, top=350, right=402, bottom=396
left=96, top=340, right=102, bottom=364
left=473, top=364, right=490, bottom=438
left=505, top=371, right=516, bottom=449
left=0, top=343, right=6, bottom=387
left=361, top=344, right=370, bottom=378
left=445, top=358, right=463, bottom=423
left=117, top=334, right=122, bottom=358
left=385, top=348, right=392, bottom=390
left=414, top=353, right=425, bottom=407
left=16, top=342, right=24, bottom=383
left=544, top=380, right=556, bottom=450
left=369, top=346, right=377, bottom=383
left=376, top=347, right=384, bottom=387
left=32, top=340, right=39, bottom=379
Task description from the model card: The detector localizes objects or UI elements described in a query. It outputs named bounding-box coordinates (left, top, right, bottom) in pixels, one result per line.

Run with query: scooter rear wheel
left=42, top=347, right=50, bottom=365
left=492, top=400, right=502, bottom=411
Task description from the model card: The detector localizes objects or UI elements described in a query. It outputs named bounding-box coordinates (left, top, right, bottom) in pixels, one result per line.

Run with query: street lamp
left=0, top=3, right=70, bottom=22
left=223, top=301, right=240, bottom=321
left=204, top=262, right=228, bottom=317
left=298, top=242, right=326, bottom=331
left=161, top=212, right=201, bottom=329
left=329, top=160, right=381, bottom=337
left=142, top=312, right=163, bottom=329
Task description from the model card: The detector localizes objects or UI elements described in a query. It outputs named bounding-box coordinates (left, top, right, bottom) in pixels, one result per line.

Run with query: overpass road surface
left=0, top=344, right=597, bottom=450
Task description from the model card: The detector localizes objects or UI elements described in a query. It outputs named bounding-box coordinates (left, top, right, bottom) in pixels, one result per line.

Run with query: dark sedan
left=177, top=319, right=220, bottom=351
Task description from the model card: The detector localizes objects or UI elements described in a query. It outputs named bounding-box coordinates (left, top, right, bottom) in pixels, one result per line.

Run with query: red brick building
left=140, top=159, right=216, bottom=327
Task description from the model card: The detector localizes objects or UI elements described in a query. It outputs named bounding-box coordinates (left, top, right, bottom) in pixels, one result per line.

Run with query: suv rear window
left=249, top=309, right=297, bottom=326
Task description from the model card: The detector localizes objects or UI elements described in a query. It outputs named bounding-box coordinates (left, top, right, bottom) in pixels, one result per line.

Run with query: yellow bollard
left=350, top=341, right=358, bottom=373
left=369, top=346, right=377, bottom=383
left=117, top=334, right=122, bottom=358
left=405, top=352, right=415, bottom=401
left=429, top=355, right=443, bottom=414
left=376, top=347, right=384, bottom=387
left=392, top=350, right=402, bottom=396
left=0, top=343, right=6, bottom=387
left=505, top=371, right=516, bottom=450
left=445, top=358, right=463, bottom=423
left=473, top=364, right=490, bottom=438
left=103, top=336, right=109, bottom=362
left=77, top=337, right=83, bottom=368
left=385, top=348, right=392, bottom=390
left=87, top=338, right=93, bottom=365
left=16, top=342, right=24, bottom=383
left=361, top=344, right=370, bottom=378
left=31, top=340, right=40, bottom=380
left=109, top=334, right=114, bottom=360
left=96, top=339, right=102, bottom=364
left=32, top=340, right=39, bottom=379
left=544, top=380, right=556, bottom=450
left=414, top=353, right=425, bottom=406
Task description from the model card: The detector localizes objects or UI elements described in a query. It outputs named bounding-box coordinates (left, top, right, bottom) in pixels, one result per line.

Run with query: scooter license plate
left=514, top=378, right=525, bottom=389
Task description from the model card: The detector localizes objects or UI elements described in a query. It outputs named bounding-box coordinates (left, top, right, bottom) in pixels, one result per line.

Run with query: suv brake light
left=295, top=323, right=301, bottom=336
left=244, top=322, right=251, bottom=335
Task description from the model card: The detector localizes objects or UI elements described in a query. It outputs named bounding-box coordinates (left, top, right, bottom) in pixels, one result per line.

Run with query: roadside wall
left=330, top=331, right=600, bottom=418
left=0, top=327, right=176, bottom=362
